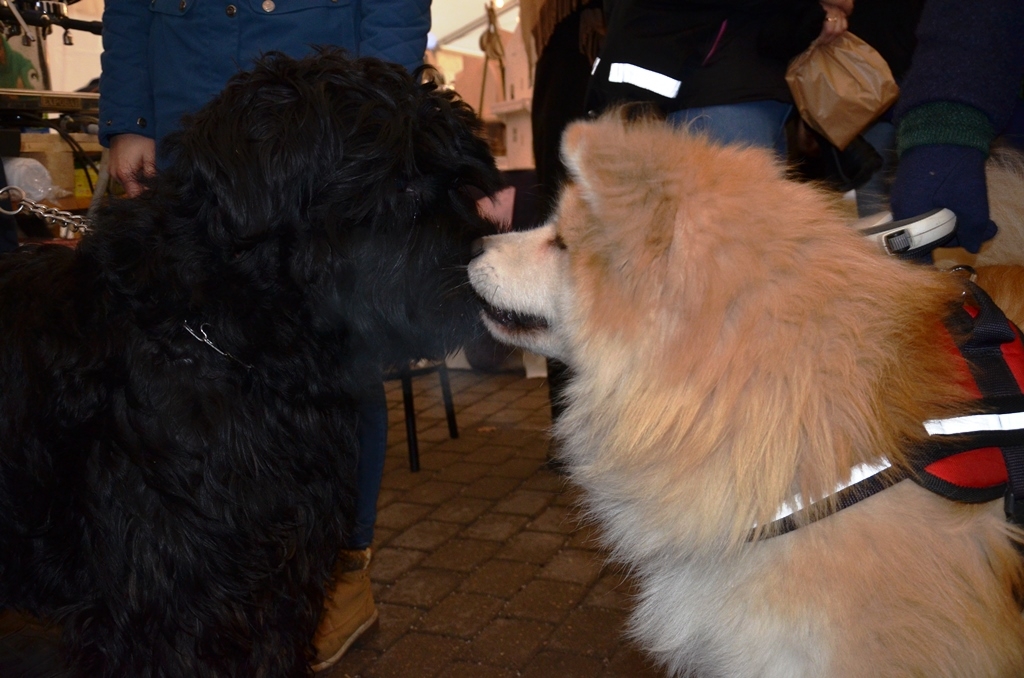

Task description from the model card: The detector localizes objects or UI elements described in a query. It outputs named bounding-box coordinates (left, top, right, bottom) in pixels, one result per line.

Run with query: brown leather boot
left=311, top=548, right=378, bottom=672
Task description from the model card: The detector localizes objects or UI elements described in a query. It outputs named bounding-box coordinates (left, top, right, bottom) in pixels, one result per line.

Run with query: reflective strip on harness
left=924, top=411, right=1024, bottom=435
left=916, top=282, right=1024, bottom=521
left=751, top=281, right=1024, bottom=541
left=767, top=458, right=892, bottom=524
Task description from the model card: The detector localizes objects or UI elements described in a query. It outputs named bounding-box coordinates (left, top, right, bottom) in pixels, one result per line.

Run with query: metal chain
left=0, top=185, right=93, bottom=236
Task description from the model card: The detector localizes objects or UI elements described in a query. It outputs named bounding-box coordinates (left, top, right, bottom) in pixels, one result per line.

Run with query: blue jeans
left=855, top=120, right=896, bottom=217
left=349, top=383, right=388, bottom=550
left=667, top=100, right=793, bottom=159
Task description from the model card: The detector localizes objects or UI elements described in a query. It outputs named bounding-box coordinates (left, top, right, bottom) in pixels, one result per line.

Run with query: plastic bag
left=1, top=156, right=70, bottom=202
left=785, top=32, right=899, bottom=150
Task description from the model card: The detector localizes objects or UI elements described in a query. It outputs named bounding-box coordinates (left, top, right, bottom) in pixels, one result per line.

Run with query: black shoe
left=820, top=134, right=883, bottom=193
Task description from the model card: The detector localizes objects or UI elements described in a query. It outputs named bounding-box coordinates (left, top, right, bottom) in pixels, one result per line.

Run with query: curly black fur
left=0, top=49, right=501, bottom=677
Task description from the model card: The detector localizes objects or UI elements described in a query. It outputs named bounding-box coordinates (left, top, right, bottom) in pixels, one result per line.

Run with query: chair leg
left=438, top=363, right=458, bottom=439
left=400, top=371, right=420, bottom=472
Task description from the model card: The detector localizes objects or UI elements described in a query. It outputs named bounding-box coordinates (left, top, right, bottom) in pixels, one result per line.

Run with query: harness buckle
left=1004, top=488, right=1024, bottom=524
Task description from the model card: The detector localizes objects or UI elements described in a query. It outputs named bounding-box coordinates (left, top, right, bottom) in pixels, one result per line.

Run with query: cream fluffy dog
left=469, top=115, right=1024, bottom=677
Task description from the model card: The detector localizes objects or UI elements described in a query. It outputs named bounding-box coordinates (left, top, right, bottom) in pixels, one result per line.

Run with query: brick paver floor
left=326, top=366, right=662, bottom=678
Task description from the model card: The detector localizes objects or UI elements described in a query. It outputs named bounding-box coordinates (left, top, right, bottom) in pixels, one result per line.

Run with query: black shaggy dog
left=0, top=50, right=501, bottom=676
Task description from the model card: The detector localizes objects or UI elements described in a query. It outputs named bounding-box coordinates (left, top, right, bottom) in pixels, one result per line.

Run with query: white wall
left=45, top=0, right=102, bottom=92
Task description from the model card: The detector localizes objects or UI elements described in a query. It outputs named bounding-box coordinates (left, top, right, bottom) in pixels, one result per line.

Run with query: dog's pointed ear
left=562, top=117, right=615, bottom=210
left=561, top=114, right=664, bottom=203
left=560, top=115, right=678, bottom=257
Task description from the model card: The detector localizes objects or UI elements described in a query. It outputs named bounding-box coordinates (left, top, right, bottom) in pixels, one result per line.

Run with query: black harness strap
left=751, top=282, right=1024, bottom=542
left=749, top=466, right=902, bottom=540
left=939, top=282, right=1024, bottom=523
left=953, top=282, right=1021, bottom=396
left=1004, top=444, right=1024, bottom=522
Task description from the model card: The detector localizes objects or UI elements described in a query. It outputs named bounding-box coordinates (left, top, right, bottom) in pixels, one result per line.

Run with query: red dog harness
left=916, top=284, right=1024, bottom=511
left=755, top=281, right=1024, bottom=540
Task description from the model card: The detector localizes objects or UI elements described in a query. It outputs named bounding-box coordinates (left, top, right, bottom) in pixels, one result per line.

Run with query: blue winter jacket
left=98, top=0, right=431, bottom=148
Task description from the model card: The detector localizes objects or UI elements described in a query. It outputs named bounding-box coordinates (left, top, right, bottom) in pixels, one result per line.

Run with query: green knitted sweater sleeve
left=896, top=101, right=995, bottom=157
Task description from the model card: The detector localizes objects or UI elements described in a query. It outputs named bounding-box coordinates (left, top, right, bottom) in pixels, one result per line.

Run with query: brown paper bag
left=786, top=32, right=899, bottom=150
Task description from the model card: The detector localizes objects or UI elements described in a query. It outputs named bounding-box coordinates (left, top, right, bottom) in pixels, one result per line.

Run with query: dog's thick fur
left=469, top=115, right=1024, bottom=677
left=0, top=50, right=501, bottom=676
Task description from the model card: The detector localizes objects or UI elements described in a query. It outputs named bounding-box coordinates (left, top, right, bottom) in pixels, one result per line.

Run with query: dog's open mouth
left=481, top=301, right=549, bottom=333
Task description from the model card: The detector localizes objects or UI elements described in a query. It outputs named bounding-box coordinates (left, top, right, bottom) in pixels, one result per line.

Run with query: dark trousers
left=0, top=161, right=18, bottom=252
left=530, top=7, right=593, bottom=422
left=531, top=7, right=593, bottom=223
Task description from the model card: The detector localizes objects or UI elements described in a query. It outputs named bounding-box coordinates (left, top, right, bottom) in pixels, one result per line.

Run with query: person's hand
left=822, top=0, right=854, bottom=14
left=817, top=0, right=850, bottom=43
left=890, top=144, right=997, bottom=254
left=109, top=133, right=156, bottom=197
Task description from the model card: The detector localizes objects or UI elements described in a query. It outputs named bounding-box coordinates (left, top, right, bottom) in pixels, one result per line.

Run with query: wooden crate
left=19, top=132, right=102, bottom=195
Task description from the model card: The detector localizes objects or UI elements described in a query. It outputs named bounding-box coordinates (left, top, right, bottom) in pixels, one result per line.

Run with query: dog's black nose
left=470, top=238, right=485, bottom=258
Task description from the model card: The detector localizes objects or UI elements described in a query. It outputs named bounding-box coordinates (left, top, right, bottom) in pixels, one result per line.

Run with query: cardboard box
left=20, top=132, right=102, bottom=195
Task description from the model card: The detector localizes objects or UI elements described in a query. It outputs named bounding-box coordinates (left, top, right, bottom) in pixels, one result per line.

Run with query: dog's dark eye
left=552, top=234, right=568, bottom=250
